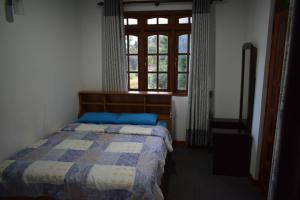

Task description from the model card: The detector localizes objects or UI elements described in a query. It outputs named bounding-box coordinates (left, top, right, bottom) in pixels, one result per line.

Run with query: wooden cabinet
left=211, top=119, right=252, bottom=176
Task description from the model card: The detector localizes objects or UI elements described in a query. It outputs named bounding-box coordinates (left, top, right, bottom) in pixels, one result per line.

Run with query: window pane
left=159, top=35, right=168, bottom=54
left=128, top=18, right=138, bottom=25
left=178, top=74, right=187, bottom=90
left=158, top=18, right=168, bottom=24
left=125, top=36, right=128, bottom=52
left=129, top=56, right=138, bottom=72
left=148, top=56, right=157, bottom=72
left=178, top=34, right=188, bottom=53
left=159, top=73, right=168, bottom=89
left=148, top=35, right=157, bottom=54
left=147, top=18, right=157, bottom=25
left=159, top=55, right=168, bottom=72
left=148, top=73, right=157, bottom=89
left=189, top=34, right=192, bottom=53
left=179, top=17, right=189, bottom=24
left=124, top=18, right=127, bottom=25
left=178, top=55, right=187, bottom=72
left=129, top=35, right=138, bottom=54
left=190, top=17, right=192, bottom=23
left=130, top=73, right=138, bottom=89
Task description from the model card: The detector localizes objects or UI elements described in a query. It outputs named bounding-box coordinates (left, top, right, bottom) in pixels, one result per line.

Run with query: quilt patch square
left=116, top=153, right=139, bottom=167
left=95, top=152, right=120, bottom=165
left=86, top=165, right=136, bottom=191
left=119, top=126, right=152, bottom=135
left=105, top=142, right=143, bottom=154
left=54, top=139, right=93, bottom=151
left=75, top=124, right=107, bottom=133
left=23, top=161, right=73, bottom=185
left=58, top=150, right=85, bottom=162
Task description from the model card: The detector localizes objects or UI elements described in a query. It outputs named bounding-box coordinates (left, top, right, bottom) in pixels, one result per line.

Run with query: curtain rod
left=97, top=0, right=223, bottom=6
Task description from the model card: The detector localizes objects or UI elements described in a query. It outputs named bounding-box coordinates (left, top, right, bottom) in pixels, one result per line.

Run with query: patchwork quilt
left=0, top=123, right=172, bottom=200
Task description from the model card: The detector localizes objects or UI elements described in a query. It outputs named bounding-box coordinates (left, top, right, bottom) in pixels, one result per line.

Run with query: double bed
left=0, top=92, right=173, bottom=200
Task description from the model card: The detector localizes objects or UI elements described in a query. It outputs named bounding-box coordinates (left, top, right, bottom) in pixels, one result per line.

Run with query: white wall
left=80, top=0, right=103, bottom=90
left=0, top=0, right=82, bottom=161
left=214, top=0, right=249, bottom=119
left=246, top=0, right=274, bottom=179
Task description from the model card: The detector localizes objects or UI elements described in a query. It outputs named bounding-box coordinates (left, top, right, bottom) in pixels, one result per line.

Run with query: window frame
left=124, top=10, right=192, bottom=96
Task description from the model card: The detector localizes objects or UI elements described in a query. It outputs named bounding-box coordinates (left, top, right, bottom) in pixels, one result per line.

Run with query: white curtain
left=102, top=0, right=127, bottom=91
left=186, top=0, right=211, bottom=147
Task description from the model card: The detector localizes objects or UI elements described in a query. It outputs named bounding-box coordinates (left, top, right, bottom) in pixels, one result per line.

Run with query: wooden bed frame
left=78, top=91, right=173, bottom=132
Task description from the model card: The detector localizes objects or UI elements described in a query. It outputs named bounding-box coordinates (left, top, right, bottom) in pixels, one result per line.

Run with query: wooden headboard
left=78, top=91, right=173, bottom=131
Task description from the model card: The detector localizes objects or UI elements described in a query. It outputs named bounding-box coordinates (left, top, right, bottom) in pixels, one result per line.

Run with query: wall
left=0, top=0, right=82, bottom=161
left=80, top=0, right=103, bottom=90
left=214, top=0, right=249, bottom=119
left=246, top=0, right=274, bottom=179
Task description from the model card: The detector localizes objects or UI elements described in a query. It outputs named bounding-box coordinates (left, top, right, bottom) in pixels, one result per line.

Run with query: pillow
left=115, top=113, right=158, bottom=125
left=157, top=120, right=168, bottom=128
left=78, top=112, right=119, bottom=124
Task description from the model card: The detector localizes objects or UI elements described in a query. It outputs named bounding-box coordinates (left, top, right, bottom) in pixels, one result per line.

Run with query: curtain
left=268, top=0, right=296, bottom=199
left=186, top=0, right=211, bottom=147
left=102, top=0, right=127, bottom=91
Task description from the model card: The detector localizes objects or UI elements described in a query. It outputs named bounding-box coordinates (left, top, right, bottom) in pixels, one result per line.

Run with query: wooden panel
left=259, top=10, right=288, bottom=197
left=78, top=91, right=173, bottom=131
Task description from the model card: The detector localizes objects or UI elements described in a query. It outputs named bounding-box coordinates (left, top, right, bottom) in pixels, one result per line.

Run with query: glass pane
left=148, top=35, right=157, bottom=54
left=128, top=18, right=138, bottom=25
left=159, top=35, right=168, bottom=54
left=159, top=73, right=168, bottom=89
left=130, top=73, right=138, bottom=89
left=147, top=18, right=157, bottom=25
left=124, top=18, right=127, bottom=25
left=148, top=56, right=157, bottom=72
left=178, top=34, right=188, bottom=53
left=148, top=73, right=157, bottom=89
left=190, top=17, right=192, bottom=23
left=158, top=18, right=168, bottom=24
left=129, top=35, right=138, bottom=54
left=178, top=74, right=187, bottom=90
left=189, top=34, right=192, bottom=53
left=179, top=17, right=189, bottom=24
left=159, top=55, right=168, bottom=72
left=129, top=56, right=138, bottom=72
left=178, top=55, right=187, bottom=72
left=125, top=36, right=128, bottom=52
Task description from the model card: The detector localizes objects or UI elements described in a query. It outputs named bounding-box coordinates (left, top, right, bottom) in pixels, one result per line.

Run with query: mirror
left=239, top=43, right=257, bottom=134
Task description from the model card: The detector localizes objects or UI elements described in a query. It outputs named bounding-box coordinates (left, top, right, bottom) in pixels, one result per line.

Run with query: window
left=125, top=35, right=139, bottom=90
left=125, top=11, right=192, bottom=95
left=178, top=17, right=192, bottom=24
left=124, top=18, right=138, bottom=25
left=176, top=33, right=192, bottom=91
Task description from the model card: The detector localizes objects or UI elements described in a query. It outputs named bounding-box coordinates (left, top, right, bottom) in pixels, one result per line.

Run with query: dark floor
left=165, top=147, right=263, bottom=200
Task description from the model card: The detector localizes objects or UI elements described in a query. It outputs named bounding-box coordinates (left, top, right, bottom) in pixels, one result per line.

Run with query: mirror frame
left=239, top=43, right=257, bottom=134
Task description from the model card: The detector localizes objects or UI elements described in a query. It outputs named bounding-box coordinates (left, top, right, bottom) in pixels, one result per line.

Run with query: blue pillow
left=157, top=120, right=168, bottom=128
left=78, top=112, right=119, bottom=124
left=115, top=113, right=158, bottom=125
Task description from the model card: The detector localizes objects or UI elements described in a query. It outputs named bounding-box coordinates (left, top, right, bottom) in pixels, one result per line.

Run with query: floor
left=165, top=147, right=263, bottom=200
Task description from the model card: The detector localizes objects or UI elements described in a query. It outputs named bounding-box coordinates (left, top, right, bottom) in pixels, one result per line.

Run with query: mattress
left=0, top=123, right=173, bottom=200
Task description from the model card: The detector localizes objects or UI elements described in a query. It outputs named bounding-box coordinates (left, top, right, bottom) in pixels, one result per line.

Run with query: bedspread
left=0, top=123, right=172, bottom=200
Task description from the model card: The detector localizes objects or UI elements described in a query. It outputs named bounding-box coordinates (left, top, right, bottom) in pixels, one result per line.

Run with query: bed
left=0, top=91, right=173, bottom=200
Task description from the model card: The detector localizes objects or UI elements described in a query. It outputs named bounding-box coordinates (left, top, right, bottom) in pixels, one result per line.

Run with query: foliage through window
left=125, top=11, right=192, bottom=95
